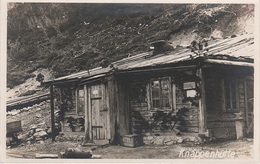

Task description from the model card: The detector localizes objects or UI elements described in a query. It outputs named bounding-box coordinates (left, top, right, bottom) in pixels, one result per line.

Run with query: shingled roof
left=45, top=34, right=254, bottom=85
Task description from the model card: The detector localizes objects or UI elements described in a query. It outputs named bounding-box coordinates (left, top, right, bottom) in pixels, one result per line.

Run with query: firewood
left=35, top=153, right=58, bottom=159
left=64, top=147, right=92, bottom=158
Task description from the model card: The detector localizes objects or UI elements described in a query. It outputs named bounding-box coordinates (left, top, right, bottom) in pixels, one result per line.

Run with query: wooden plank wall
left=204, top=67, right=250, bottom=139
left=129, top=76, right=199, bottom=134
left=108, top=75, right=130, bottom=144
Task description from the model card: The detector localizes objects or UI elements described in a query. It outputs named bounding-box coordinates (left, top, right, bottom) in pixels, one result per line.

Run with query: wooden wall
left=129, top=75, right=199, bottom=134
left=108, top=76, right=130, bottom=144
left=204, top=66, right=253, bottom=139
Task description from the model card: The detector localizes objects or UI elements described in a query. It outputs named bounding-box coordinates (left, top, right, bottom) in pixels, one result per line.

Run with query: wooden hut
left=44, top=34, right=254, bottom=145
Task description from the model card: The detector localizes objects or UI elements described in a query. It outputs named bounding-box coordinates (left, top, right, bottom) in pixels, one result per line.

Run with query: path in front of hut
left=6, top=139, right=253, bottom=159
left=6, top=95, right=253, bottom=159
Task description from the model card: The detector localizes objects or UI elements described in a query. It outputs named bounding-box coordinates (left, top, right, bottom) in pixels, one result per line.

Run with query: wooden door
left=90, top=84, right=108, bottom=140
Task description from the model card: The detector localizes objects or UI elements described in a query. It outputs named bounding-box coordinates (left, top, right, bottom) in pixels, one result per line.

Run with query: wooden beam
left=50, top=84, right=55, bottom=142
left=84, top=85, right=90, bottom=142
left=119, top=65, right=197, bottom=74
left=88, top=86, right=93, bottom=141
left=198, top=68, right=206, bottom=133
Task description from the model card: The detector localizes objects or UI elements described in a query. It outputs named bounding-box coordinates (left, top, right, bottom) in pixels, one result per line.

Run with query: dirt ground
left=6, top=138, right=253, bottom=159
left=6, top=101, right=253, bottom=159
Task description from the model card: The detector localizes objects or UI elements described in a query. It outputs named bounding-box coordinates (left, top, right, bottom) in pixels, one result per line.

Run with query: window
left=76, top=88, right=85, bottom=115
left=224, top=80, right=239, bottom=112
left=150, top=78, right=171, bottom=109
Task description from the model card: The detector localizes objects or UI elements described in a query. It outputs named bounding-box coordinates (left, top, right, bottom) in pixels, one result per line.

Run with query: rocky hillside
left=7, top=3, right=254, bottom=90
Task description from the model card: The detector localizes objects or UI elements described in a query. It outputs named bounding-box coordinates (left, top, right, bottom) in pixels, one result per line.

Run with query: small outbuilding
left=44, top=34, right=254, bottom=145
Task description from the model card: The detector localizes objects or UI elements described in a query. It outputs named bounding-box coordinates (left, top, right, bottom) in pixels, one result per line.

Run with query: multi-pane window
left=224, top=80, right=238, bottom=112
left=77, top=88, right=85, bottom=115
left=150, top=78, right=171, bottom=109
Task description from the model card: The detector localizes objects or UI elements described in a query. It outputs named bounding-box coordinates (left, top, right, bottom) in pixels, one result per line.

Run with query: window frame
left=76, top=86, right=85, bottom=116
left=222, top=79, right=240, bottom=113
left=148, top=77, right=175, bottom=111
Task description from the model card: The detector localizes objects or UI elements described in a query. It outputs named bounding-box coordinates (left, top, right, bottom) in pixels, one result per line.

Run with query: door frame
left=85, top=83, right=110, bottom=141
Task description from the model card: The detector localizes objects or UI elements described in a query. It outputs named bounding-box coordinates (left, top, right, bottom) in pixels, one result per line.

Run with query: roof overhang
left=205, top=59, right=254, bottom=67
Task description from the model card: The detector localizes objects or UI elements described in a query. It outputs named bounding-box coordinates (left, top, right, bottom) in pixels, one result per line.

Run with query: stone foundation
left=143, top=133, right=204, bottom=145
left=55, top=132, right=85, bottom=142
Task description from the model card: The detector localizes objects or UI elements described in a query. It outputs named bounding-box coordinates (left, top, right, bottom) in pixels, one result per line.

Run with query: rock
left=35, top=113, right=42, bottom=118
left=47, top=128, right=52, bottom=134
left=11, top=111, right=19, bottom=115
left=145, top=136, right=154, bottom=141
left=33, top=131, right=48, bottom=138
left=18, top=134, right=28, bottom=142
left=91, top=154, right=102, bottom=159
left=26, top=141, right=31, bottom=144
left=26, top=136, right=34, bottom=141
left=35, top=108, right=42, bottom=112
left=194, top=136, right=203, bottom=143
left=189, top=136, right=196, bottom=142
left=183, top=137, right=190, bottom=142
left=164, top=141, right=174, bottom=145
left=29, top=129, right=35, bottom=135
left=30, top=125, right=38, bottom=130
left=163, top=136, right=172, bottom=143
left=153, top=136, right=165, bottom=145
left=36, top=128, right=45, bottom=132
left=35, top=137, right=43, bottom=141
left=177, top=137, right=183, bottom=144
left=37, top=140, right=44, bottom=144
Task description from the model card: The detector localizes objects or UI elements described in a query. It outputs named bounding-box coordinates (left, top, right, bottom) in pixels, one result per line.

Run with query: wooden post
left=50, top=84, right=55, bottom=142
left=88, top=86, right=93, bottom=141
left=84, top=85, right=90, bottom=142
left=198, top=68, right=206, bottom=133
left=244, top=77, right=249, bottom=128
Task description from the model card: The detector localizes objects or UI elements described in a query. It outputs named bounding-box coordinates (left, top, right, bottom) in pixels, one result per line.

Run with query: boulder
left=183, top=137, right=190, bottom=142
left=33, top=131, right=48, bottom=138
left=26, top=136, right=34, bottom=142
left=30, top=125, right=38, bottom=130
left=163, top=136, right=172, bottom=143
left=35, top=137, right=43, bottom=141
left=36, top=128, right=45, bottom=132
left=47, top=128, right=52, bottom=134
left=188, top=136, right=196, bottom=142
left=164, top=140, right=174, bottom=145
left=37, top=140, right=45, bottom=144
left=146, top=136, right=154, bottom=141
left=177, top=137, right=183, bottom=144
left=18, top=134, right=28, bottom=142
left=153, top=136, right=165, bottom=145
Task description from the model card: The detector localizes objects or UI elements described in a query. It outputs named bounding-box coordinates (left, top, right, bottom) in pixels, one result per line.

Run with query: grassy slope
left=7, top=3, right=254, bottom=88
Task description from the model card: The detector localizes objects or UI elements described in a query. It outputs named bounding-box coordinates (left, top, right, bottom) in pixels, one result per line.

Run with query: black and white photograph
left=1, top=1, right=259, bottom=162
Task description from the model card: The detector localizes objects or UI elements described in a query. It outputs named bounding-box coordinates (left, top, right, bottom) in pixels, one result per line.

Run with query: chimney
left=150, top=40, right=173, bottom=56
